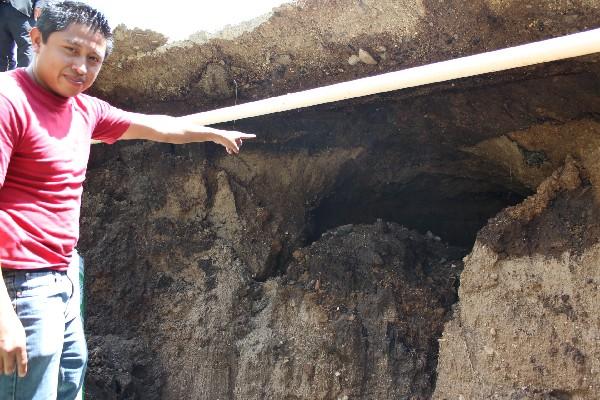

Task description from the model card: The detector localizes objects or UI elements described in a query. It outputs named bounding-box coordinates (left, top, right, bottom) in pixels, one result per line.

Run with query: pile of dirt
left=81, top=214, right=464, bottom=399
left=92, top=0, right=600, bottom=114
left=271, top=223, right=464, bottom=399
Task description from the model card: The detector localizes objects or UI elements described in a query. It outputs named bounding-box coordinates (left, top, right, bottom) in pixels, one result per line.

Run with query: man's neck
left=25, top=64, right=70, bottom=99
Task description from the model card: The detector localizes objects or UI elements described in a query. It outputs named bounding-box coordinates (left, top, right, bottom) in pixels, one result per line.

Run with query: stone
left=275, top=54, right=292, bottom=65
left=348, top=54, right=360, bottom=65
left=358, top=48, right=378, bottom=65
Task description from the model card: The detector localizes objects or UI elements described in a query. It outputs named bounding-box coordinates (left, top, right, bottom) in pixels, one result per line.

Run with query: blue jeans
left=0, top=255, right=87, bottom=400
left=0, top=3, right=35, bottom=71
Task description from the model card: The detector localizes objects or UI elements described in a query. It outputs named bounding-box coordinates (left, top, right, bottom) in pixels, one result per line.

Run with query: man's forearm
left=120, top=114, right=214, bottom=143
left=119, top=113, right=256, bottom=154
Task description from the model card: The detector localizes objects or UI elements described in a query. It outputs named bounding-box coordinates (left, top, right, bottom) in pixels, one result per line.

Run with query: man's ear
left=29, top=27, right=42, bottom=52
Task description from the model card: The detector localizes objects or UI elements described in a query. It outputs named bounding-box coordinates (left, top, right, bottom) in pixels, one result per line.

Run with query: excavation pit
left=79, top=1, right=600, bottom=398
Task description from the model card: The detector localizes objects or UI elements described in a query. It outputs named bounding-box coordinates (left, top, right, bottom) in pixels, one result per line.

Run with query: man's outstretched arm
left=119, top=113, right=256, bottom=154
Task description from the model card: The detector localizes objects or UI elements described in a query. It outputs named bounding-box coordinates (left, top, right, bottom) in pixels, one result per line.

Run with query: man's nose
left=72, top=58, right=87, bottom=75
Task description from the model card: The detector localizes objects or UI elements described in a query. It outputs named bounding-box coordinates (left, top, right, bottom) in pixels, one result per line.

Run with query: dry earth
left=79, top=0, right=600, bottom=399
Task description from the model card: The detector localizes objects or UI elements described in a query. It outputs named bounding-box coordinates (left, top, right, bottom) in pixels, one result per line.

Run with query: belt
left=2, top=268, right=60, bottom=277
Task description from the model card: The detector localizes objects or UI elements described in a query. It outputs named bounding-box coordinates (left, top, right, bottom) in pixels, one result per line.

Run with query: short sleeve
left=89, top=97, right=132, bottom=144
left=0, top=95, right=20, bottom=187
left=0, top=95, right=23, bottom=251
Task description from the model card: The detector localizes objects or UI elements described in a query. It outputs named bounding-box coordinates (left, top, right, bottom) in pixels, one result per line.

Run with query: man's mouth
left=64, top=75, right=85, bottom=85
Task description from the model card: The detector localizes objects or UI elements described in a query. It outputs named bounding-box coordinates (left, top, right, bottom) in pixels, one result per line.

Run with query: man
left=0, top=1, right=255, bottom=399
left=0, top=0, right=45, bottom=71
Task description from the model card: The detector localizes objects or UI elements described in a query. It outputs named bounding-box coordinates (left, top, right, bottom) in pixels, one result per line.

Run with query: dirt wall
left=434, top=159, right=600, bottom=399
left=81, top=0, right=600, bottom=399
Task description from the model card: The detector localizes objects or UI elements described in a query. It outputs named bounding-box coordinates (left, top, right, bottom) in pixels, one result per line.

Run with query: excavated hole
left=308, top=171, right=527, bottom=248
left=81, top=52, right=600, bottom=399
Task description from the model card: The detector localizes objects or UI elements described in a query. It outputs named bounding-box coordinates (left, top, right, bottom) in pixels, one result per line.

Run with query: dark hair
left=36, top=1, right=114, bottom=56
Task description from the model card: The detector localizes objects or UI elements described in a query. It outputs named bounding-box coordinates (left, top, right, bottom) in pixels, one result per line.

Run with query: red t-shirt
left=0, top=68, right=131, bottom=271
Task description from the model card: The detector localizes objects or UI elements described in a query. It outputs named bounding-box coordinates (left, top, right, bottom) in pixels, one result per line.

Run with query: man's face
left=29, top=23, right=107, bottom=98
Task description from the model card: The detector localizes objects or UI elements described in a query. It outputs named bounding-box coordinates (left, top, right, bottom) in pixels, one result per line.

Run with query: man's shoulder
left=0, top=71, right=22, bottom=92
left=0, top=71, right=26, bottom=106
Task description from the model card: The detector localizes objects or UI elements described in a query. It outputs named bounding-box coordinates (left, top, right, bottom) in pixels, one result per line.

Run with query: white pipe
left=186, top=28, right=600, bottom=126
